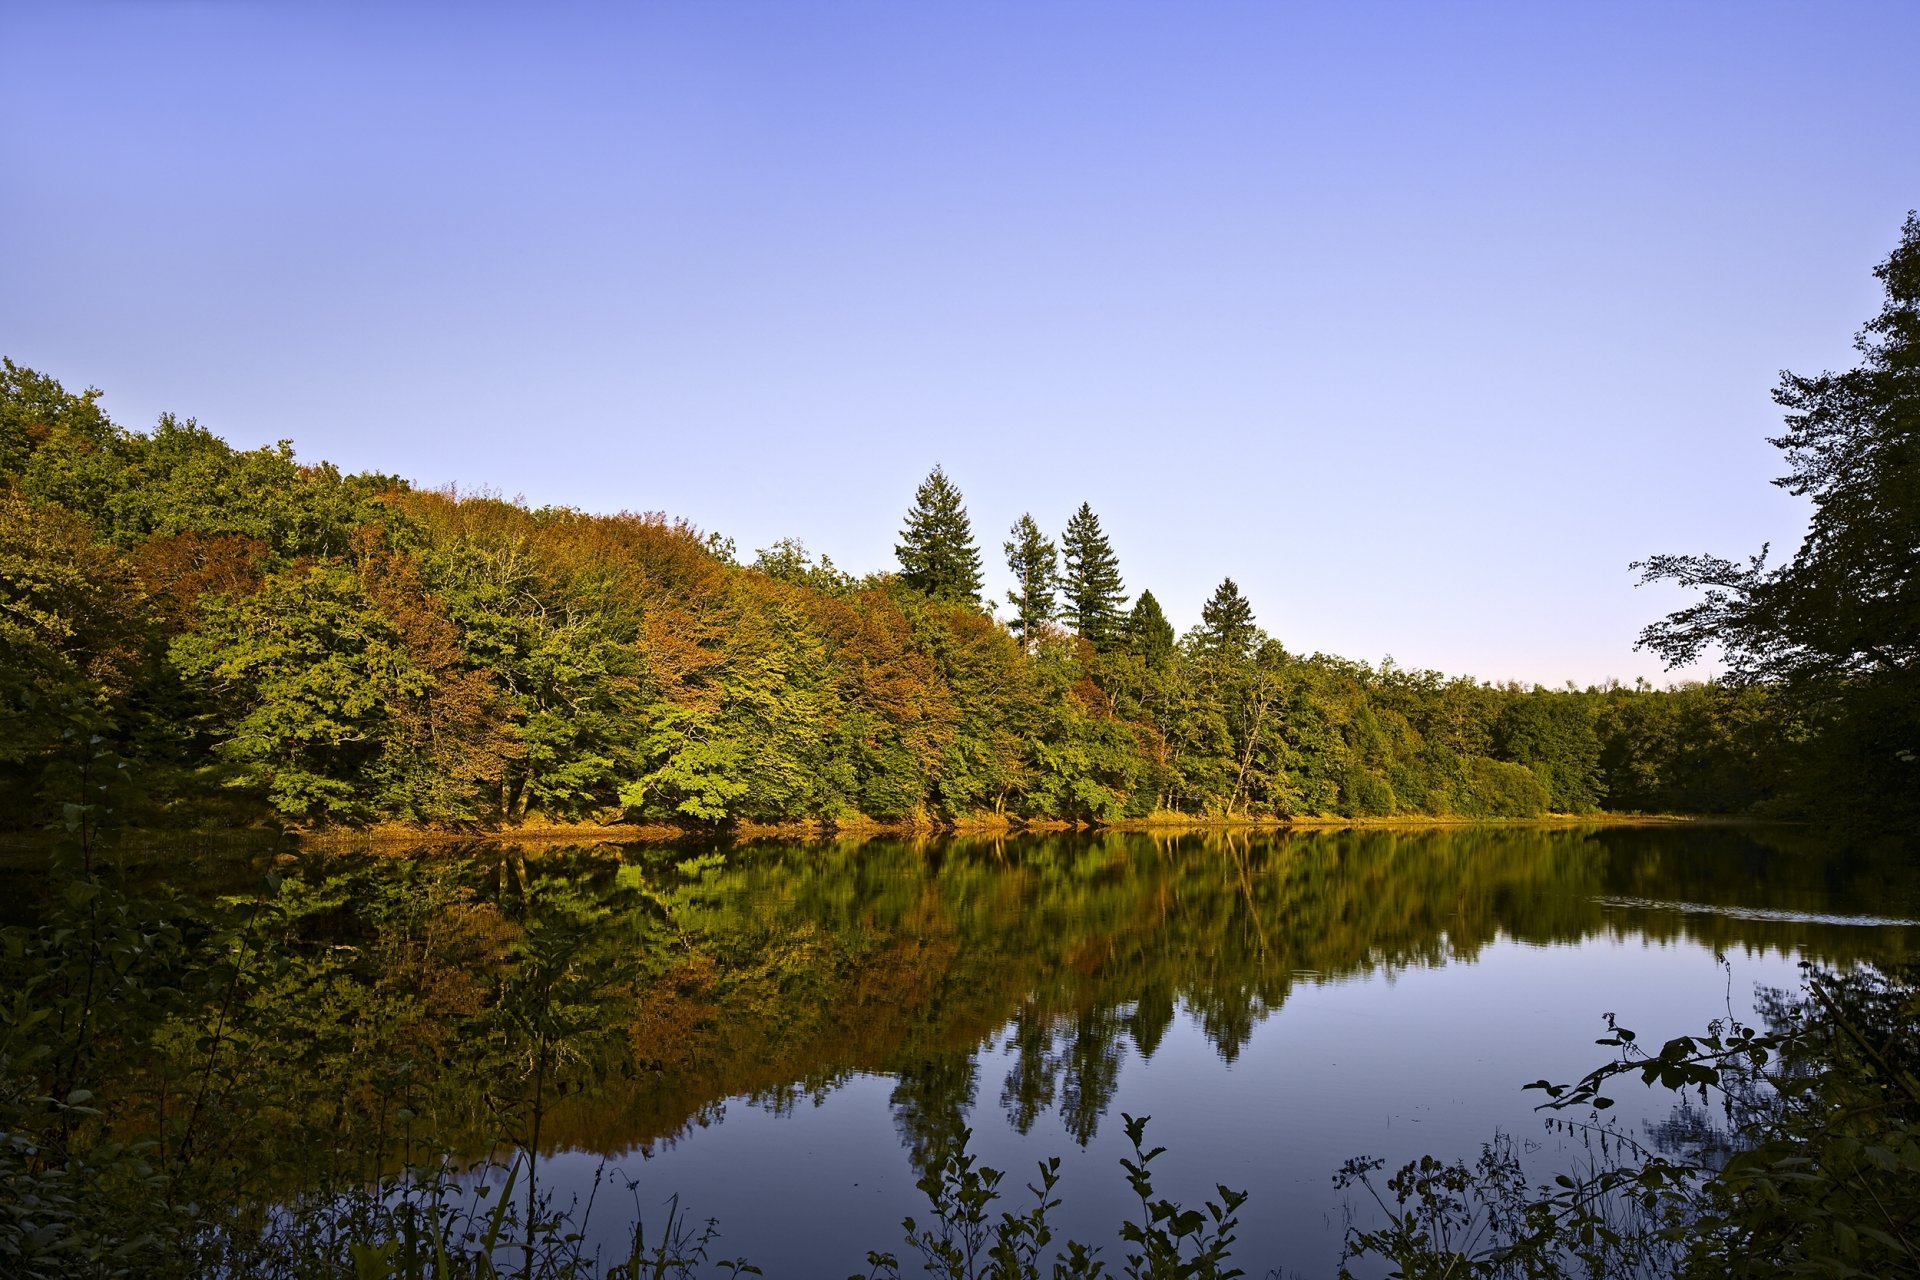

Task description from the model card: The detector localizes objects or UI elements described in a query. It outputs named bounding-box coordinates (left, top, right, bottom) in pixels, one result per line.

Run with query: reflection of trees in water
left=891, top=1053, right=978, bottom=1180
left=994, top=1003, right=1127, bottom=1146
left=732, top=826, right=1913, bottom=1155
left=1128, top=985, right=1177, bottom=1061
left=86, top=825, right=1920, bottom=1205
left=999, top=1007, right=1059, bottom=1135
left=1184, top=988, right=1266, bottom=1065
left=1059, top=1004, right=1126, bottom=1146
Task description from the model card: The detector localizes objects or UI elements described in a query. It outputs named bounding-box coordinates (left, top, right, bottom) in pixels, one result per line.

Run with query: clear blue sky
left=4, top=2, right=1916, bottom=684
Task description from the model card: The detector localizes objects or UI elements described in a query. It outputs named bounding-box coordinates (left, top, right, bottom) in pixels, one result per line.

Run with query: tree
left=0, top=493, right=145, bottom=767
left=1125, top=590, right=1175, bottom=668
left=1003, top=514, right=1058, bottom=653
left=895, top=466, right=983, bottom=605
left=170, top=561, right=422, bottom=821
left=1199, top=578, right=1256, bottom=659
left=1638, top=214, right=1920, bottom=684
left=1061, top=503, right=1126, bottom=647
left=0, top=358, right=117, bottom=479
left=1636, top=214, right=1920, bottom=823
left=1493, top=690, right=1604, bottom=813
left=752, top=537, right=855, bottom=598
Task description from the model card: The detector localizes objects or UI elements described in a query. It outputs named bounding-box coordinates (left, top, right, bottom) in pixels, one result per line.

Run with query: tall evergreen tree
left=1200, top=578, right=1256, bottom=658
left=895, top=465, right=983, bottom=604
left=1061, top=502, right=1126, bottom=647
left=1126, top=590, right=1175, bottom=668
left=1003, top=514, right=1058, bottom=653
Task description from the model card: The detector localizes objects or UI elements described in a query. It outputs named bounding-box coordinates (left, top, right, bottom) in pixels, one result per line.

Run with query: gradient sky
left=4, top=2, right=1917, bottom=684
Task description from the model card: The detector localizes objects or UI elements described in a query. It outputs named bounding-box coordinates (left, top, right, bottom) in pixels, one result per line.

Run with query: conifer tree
left=1003, top=514, right=1058, bottom=652
left=1200, top=578, right=1256, bottom=658
left=1126, top=590, right=1175, bottom=668
left=1061, top=502, right=1126, bottom=647
left=895, top=465, right=984, bottom=604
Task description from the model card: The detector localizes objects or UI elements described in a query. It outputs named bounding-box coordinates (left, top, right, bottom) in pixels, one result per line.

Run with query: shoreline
left=0, top=810, right=1768, bottom=860
left=279, top=810, right=1753, bottom=852
left=303, top=811, right=1767, bottom=848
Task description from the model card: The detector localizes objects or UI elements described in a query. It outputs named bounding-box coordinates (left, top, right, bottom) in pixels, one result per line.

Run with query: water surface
left=46, top=824, right=1920, bottom=1275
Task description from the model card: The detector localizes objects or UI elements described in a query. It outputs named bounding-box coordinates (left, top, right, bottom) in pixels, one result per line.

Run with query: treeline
left=1, top=359, right=1784, bottom=829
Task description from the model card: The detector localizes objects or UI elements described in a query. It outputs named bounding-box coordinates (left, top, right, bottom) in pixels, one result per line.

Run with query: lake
left=30, top=824, right=1919, bottom=1276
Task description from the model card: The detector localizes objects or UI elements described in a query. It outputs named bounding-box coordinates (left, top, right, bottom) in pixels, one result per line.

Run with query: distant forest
left=3, top=361, right=1798, bottom=831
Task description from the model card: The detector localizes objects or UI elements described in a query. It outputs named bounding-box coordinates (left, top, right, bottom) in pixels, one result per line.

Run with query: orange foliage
left=354, top=527, right=520, bottom=804
left=133, top=530, right=269, bottom=629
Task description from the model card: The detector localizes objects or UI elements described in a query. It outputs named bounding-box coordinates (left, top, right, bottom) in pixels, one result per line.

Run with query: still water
left=82, top=825, right=1920, bottom=1274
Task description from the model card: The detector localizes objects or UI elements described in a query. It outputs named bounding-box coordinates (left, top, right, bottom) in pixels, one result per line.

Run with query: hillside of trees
left=1, top=360, right=1795, bottom=831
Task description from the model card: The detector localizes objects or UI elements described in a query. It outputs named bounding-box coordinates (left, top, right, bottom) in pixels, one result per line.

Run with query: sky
left=3, top=1, right=1917, bottom=686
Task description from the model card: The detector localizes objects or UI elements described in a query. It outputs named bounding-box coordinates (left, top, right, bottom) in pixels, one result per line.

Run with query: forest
left=0, top=369, right=1796, bottom=833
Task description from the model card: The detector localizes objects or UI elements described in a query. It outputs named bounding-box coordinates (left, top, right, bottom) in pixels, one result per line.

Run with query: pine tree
left=1003, top=514, right=1058, bottom=652
left=1200, top=578, right=1256, bottom=658
left=1126, top=589, right=1175, bottom=668
left=895, top=465, right=984, bottom=604
left=1061, top=502, right=1126, bottom=647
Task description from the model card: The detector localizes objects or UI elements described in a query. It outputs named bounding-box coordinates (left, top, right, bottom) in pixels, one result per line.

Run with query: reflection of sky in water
left=533, top=932, right=1817, bottom=1276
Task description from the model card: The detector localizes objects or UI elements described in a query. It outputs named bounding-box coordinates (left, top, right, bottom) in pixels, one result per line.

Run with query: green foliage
left=897, top=466, right=985, bottom=606
left=1197, top=581, right=1255, bottom=661
left=0, top=494, right=144, bottom=767
left=0, top=359, right=116, bottom=480
left=171, top=562, right=424, bottom=819
left=1335, top=1134, right=1684, bottom=1280
left=1061, top=504, right=1126, bottom=649
left=752, top=537, right=856, bottom=599
left=858, top=1116, right=1244, bottom=1280
left=1124, top=592, right=1175, bottom=670
left=1494, top=692, right=1604, bottom=813
left=873, top=1141, right=1087, bottom=1280
left=24, top=226, right=1920, bottom=832
left=1004, top=515, right=1060, bottom=653
left=1452, top=756, right=1552, bottom=818
left=1115, top=1113, right=1246, bottom=1280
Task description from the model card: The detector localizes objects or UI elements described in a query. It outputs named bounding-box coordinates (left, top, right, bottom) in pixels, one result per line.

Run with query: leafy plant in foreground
left=1338, top=964, right=1920, bottom=1279
left=857, top=1113, right=1246, bottom=1280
